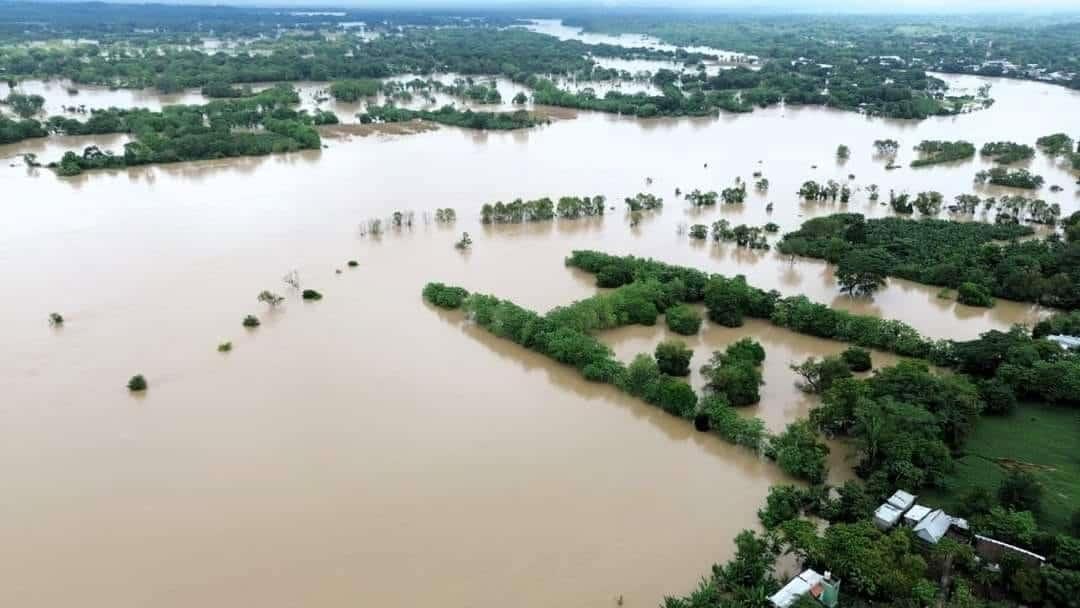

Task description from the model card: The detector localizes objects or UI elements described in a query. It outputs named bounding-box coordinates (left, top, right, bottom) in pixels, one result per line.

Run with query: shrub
left=217, top=341, right=232, bottom=352
left=791, top=356, right=853, bottom=393
left=655, top=339, right=693, bottom=376
left=422, top=282, right=469, bottom=309
left=759, top=485, right=807, bottom=528
left=665, top=304, right=702, bottom=335
left=347, top=260, right=359, bottom=268
left=766, top=420, right=829, bottom=484
left=957, top=282, right=994, bottom=307
left=700, top=395, right=766, bottom=450
left=702, top=357, right=761, bottom=406
left=301, top=289, right=323, bottom=301
left=725, top=338, right=766, bottom=366
left=127, top=374, right=147, bottom=392
left=978, top=378, right=1017, bottom=415
left=257, top=290, right=285, bottom=307
left=841, top=346, right=872, bottom=372
left=242, top=315, right=260, bottom=328
left=48, top=312, right=64, bottom=326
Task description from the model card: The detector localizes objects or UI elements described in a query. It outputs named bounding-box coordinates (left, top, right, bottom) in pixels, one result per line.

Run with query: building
left=873, top=490, right=915, bottom=530
left=871, top=491, right=967, bottom=544
left=769, top=569, right=841, bottom=608
left=912, top=509, right=969, bottom=545
left=1047, top=334, right=1080, bottom=350
left=975, top=535, right=1046, bottom=568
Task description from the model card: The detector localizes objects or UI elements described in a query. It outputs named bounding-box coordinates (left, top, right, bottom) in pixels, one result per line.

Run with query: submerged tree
left=257, top=290, right=285, bottom=308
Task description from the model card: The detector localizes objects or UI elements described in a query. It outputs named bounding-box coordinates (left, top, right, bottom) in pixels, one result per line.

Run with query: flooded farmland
left=1, top=37, right=1079, bottom=608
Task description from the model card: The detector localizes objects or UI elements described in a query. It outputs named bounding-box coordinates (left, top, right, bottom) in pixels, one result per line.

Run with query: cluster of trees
left=2, top=91, right=45, bottom=118
left=45, top=85, right=321, bottom=175
left=0, top=113, right=47, bottom=144
left=791, top=347, right=871, bottom=394
left=624, top=192, right=663, bottom=212
left=357, top=104, right=544, bottom=130
left=684, top=189, right=718, bottom=206
left=693, top=219, right=771, bottom=250
left=910, top=140, right=976, bottom=167
left=975, top=167, right=1045, bottom=189
left=980, top=141, right=1036, bottom=164
left=328, top=79, right=380, bottom=102
left=479, top=195, right=604, bottom=224
left=779, top=213, right=1080, bottom=308
left=700, top=338, right=765, bottom=407
left=797, top=180, right=851, bottom=203
left=948, top=326, right=1080, bottom=407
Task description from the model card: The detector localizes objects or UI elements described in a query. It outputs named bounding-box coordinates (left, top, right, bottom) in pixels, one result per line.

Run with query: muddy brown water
left=1, top=68, right=1078, bottom=607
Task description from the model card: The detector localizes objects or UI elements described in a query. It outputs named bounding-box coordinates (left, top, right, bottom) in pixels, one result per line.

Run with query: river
left=0, top=40, right=1078, bottom=608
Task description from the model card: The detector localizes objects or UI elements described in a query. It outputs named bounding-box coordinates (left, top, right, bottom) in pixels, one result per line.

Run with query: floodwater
left=1, top=60, right=1079, bottom=608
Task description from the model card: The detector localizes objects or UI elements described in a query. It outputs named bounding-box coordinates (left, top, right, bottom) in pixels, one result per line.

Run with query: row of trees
left=478, top=195, right=605, bottom=224
left=357, top=104, right=544, bottom=130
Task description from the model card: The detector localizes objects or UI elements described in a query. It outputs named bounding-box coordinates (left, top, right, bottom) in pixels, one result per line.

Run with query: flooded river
left=1, top=46, right=1079, bottom=608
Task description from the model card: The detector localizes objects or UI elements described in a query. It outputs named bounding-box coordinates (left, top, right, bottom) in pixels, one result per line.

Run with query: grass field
left=924, top=402, right=1080, bottom=534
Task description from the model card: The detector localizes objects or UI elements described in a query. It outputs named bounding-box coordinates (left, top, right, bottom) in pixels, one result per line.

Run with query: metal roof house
left=1047, top=335, right=1080, bottom=350
left=912, top=509, right=969, bottom=545
left=769, top=569, right=841, bottom=608
left=873, top=490, right=916, bottom=531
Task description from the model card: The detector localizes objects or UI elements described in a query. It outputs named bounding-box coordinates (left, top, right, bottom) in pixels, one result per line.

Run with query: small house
left=912, top=509, right=969, bottom=545
left=873, top=490, right=916, bottom=530
left=1047, top=334, right=1080, bottom=350
left=769, top=569, right=841, bottom=608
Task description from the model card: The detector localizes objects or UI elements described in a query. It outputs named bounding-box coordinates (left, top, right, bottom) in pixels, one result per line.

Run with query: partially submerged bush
left=242, top=315, right=261, bottom=328
left=655, top=339, right=693, bottom=376
left=48, top=312, right=64, bottom=326
left=217, top=341, right=233, bottom=352
left=841, top=346, right=873, bottom=372
left=347, top=260, right=359, bottom=268
left=665, top=304, right=702, bottom=335
left=127, top=374, right=147, bottom=392
left=301, top=289, right=323, bottom=301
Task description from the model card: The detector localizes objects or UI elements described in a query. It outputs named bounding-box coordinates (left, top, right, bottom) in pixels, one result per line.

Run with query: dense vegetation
left=910, top=140, right=976, bottom=167
left=44, top=85, right=321, bottom=175
left=778, top=213, right=1080, bottom=309
left=0, top=25, right=703, bottom=91
left=980, top=141, right=1036, bottom=164
left=563, top=13, right=1080, bottom=94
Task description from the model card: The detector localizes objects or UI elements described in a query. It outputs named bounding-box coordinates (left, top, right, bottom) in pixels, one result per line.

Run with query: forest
left=41, top=85, right=322, bottom=175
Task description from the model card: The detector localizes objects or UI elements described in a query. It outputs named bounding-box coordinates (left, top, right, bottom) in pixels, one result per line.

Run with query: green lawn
left=923, top=402, right=1080, bottom=534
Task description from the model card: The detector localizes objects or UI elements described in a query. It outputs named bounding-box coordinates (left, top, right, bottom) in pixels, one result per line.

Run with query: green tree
left=836, top=248, right=889, bottom=296
left=998, top=470, right=1043, bottom=514
left=655, top=339, right=693, bottom=376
